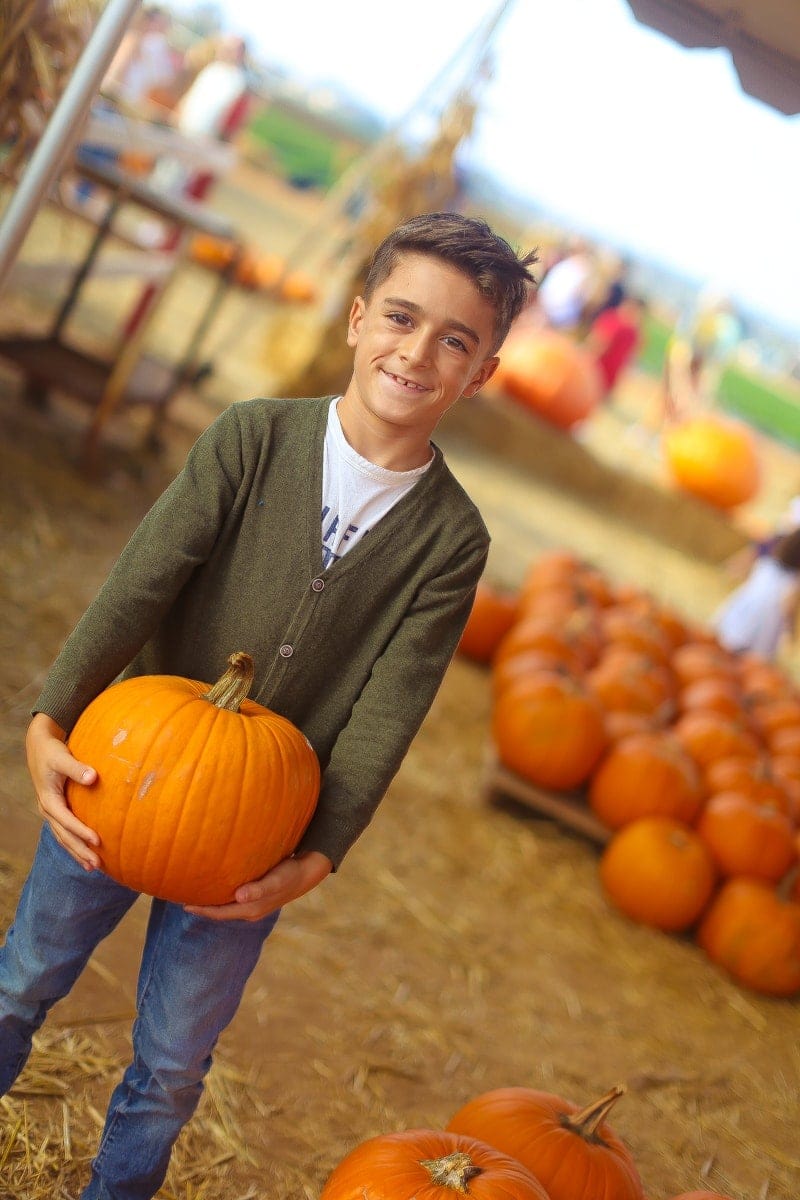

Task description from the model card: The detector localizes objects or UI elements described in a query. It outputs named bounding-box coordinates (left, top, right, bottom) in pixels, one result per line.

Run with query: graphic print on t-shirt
left=321, top=506, right=362, bottom=569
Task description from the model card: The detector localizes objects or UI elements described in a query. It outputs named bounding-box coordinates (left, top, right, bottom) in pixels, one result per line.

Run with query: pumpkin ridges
left=66, top=656, right=320, bottom=905
left=319, top=1128, right=551, bottom=1200
left=446, top=1085, right=644, bottom=1200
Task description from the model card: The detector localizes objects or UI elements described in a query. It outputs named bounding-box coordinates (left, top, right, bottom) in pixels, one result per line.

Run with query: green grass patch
left=718, top=366, right=800, bottom=449
left=635, top=312, right=671, bottom=377
left=246, top=105, right=359, bottom=190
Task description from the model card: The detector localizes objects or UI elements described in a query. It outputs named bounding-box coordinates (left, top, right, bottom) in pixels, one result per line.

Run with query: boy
left=0, top=211, right=537, bottom=1199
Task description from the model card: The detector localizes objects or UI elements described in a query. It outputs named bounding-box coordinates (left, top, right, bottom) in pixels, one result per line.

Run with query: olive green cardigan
left=35, top=396, right=490, bottom=868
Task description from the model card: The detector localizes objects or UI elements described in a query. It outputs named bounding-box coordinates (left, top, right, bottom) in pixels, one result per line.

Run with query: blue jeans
left=0, top=824, right=280, bottom=1199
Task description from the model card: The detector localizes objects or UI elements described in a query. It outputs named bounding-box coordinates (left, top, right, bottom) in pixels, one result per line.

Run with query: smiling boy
left=1, top=212, right=537, bottom=1200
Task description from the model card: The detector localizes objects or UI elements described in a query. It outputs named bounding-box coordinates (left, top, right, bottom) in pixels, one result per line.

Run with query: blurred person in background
left=103, top=6, right=180, bottom=114
left=714, top=528, right=800, bottom=661
left=534, top=237, right=598, bottom=332
left=662, top=288, right=742, bottom=422
left=583, top=294, right=647, bottom=401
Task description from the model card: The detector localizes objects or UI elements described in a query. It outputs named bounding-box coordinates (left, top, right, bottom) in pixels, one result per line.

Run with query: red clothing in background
left=589, top=306, right=641, bottom=393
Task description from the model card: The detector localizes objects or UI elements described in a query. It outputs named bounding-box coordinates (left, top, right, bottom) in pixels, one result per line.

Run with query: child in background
left=714, top=528, right=800, bottom=661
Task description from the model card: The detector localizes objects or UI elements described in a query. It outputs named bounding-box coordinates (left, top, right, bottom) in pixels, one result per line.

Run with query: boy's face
left=345, top=252, right=500, bottom=443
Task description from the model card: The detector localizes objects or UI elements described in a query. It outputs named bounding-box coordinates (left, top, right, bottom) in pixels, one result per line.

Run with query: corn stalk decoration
left=0, top=0, right=101, bottom=175
left=265, top=84, right=483, bottom=400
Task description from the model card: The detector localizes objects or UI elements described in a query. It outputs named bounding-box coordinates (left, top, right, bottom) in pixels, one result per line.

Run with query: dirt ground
left=1, top=163, right=800, bottom=1200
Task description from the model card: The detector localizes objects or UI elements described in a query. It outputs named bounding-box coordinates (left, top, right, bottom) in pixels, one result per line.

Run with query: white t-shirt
left=321, top=398, right=432, bottom=569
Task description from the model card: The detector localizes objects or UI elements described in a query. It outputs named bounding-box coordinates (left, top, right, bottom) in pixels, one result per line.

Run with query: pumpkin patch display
left=66, top=652, right=320, bottom=905
left=662, top=415, right=760, bottom=509
left=318, top=1128, right=552, bottom=1200
left=479, top=544, right=800, bottom=991
left=446, top=1084, right=645, bottom=1200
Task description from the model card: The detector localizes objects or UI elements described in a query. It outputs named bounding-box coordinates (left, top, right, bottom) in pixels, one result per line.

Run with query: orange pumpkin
left=447, top=1084, right=645, bottom=1200
left=586, top=648, right=676, bottom=717
left=662, top=416, right=760, bottom=509
left=588, top=732, right=704, bottom=829
left=189, top=233, right=237, bottom=270
left=696, top=792, right=797, bottom=883
left=458, top=581, right=519, bottom=664
left=697, top=876, right=800, bottom=996
left=599, top=817, right=716, bottom=932
left=703, top=756, right=793, bottom=814
left=319, top=1129, right=551, bottom=1200
left=495, top=610, right=602, bottom=673
left=66, top=653, right=320, bottom=905
left=497, top=330, right=603, bottom=430
left=492, top=671, right=607, bottom=791
left=671, top=641, right=737, bottom=689
left=672, top=710, right=761, bottom=771
left=677, top=677, right=743, bottom=721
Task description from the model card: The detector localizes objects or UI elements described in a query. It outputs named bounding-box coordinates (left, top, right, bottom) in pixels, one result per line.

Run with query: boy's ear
left=346, top=296, right=366, bottom=347
left=462, top=356, right=500, bottom=398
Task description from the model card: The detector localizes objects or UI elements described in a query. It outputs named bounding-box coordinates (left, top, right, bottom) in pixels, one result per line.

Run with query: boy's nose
left=401, top=330, right=433, bottom=366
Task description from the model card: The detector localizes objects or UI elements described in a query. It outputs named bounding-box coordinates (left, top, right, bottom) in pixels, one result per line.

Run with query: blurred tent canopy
left=624, top=0, right=800, bottom=114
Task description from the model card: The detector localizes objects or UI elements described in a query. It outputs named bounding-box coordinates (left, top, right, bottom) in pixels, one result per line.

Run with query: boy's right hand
left=26, top=713, right=102, bottom=871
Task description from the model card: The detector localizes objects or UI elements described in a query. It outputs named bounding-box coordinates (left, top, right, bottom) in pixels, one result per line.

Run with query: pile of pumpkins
left=319, top=1081, right=737, bottom=1200
left=458, top=549, right=800, bottom=998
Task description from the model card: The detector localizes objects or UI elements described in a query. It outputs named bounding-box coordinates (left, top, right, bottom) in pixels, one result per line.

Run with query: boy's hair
left=363, top=212, right=539, bottom=353
left=775, top=528, right=800, bottom=571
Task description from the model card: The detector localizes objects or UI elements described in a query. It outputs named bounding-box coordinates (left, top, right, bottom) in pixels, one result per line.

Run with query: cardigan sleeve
left=294, top=530, right=489, bottom=868
left=33, top=407, right=244, bottom=733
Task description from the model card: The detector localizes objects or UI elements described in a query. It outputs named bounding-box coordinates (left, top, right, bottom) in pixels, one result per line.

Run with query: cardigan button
left=311, top=577, right=325, bottom=592
left=279, top=644, right=294, bottom=658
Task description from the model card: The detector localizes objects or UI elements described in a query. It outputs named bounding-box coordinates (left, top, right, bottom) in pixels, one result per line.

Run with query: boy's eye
left=443, top=335, right=468, bottom=352
left=387, top=311, right=412, bottom=326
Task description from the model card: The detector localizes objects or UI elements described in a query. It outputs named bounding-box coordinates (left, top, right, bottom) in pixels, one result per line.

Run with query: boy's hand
left=26, top=712, right=101, bottom=871
left=184, top=850, right=332, bottom=922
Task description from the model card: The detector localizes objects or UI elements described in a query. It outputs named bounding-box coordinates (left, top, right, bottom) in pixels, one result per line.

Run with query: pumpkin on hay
left=446, top=1084, right=645, bottom=1200
left=319, top=1128, right=551, bottom=1200
left=493, top=329, right=603, bottom=430
left=599, top=816, right=717, bottom=932
left=66, top=652, right=320, bottom=905
left=662, top=415, right=760, bottom=509
left=697, top=875, right=800, bottom=997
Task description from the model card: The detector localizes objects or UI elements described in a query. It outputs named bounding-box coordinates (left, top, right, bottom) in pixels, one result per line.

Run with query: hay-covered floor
left=1, top=374, right=799, bottom=1200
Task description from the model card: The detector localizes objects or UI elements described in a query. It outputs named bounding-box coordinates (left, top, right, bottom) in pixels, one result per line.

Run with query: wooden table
left=0, top=158, right=242, bottom=469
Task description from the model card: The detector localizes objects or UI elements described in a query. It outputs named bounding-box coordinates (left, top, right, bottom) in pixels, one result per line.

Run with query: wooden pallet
left=483, top=750, right=611, bottom=846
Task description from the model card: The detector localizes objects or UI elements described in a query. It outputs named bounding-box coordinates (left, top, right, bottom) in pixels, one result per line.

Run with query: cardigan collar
left=302, top=395, right=449, bottom=579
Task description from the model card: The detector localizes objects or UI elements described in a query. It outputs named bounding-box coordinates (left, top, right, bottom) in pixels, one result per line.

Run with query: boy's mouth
left=383, top=369, right=427, bottom=393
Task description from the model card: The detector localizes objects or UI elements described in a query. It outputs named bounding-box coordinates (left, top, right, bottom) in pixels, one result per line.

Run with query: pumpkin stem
left=420, top=1152, right=482, bottom=1192
left=202, top=652, right=255, bottom=711
left=561, top=1084, right=626, bottom=1141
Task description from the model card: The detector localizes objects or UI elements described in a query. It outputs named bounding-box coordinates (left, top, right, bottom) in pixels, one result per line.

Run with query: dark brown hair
left=775, top=528, right=800, bottom=570
left=363, top=212, right=538, bottom=353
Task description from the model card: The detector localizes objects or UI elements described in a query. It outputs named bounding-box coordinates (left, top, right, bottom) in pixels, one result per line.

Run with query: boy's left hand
left=184, top=850, right=332, bottom=922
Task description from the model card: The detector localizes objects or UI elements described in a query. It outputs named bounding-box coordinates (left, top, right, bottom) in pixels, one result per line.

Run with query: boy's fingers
left=49, top=741, right=97, bottom=785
